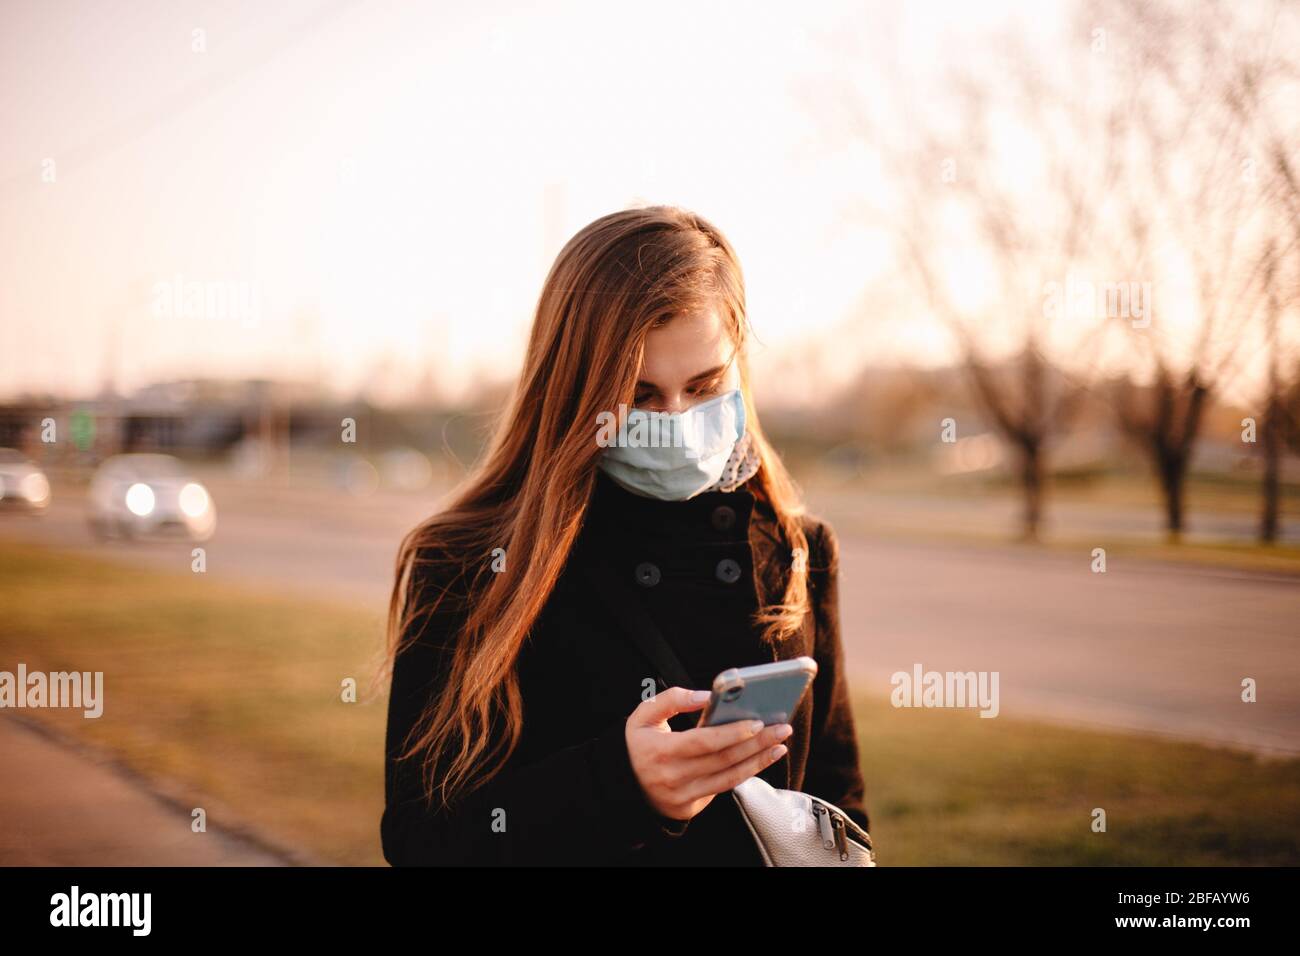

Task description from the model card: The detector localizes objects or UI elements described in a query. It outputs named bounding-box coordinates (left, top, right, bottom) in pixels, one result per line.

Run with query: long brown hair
left=382, top=205, right=810, bottom=811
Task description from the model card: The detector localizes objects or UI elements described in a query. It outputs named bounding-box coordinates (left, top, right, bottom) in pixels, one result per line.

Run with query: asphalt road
left=837, top=534, right=1299, bottom=755
left=2, top=476, right=1297, bottom=755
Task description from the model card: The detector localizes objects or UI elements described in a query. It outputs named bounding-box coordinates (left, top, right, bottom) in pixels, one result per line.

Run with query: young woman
left=380, top=205, right=869, bottom=866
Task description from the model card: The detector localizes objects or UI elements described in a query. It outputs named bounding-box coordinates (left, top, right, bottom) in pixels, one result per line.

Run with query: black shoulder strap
left=579, top=561, right=697, bottom=692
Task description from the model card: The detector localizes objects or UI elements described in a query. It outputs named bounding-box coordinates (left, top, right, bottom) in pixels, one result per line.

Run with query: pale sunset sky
left=1, top=0, right=1282, bottom=406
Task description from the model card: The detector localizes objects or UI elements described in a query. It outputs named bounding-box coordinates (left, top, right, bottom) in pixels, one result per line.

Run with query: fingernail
left=775, top=724, right=793, bottom=740
left=691, top=690, right=711, bottom=702
left=770, top=744, right=788, bottom=760
left=748, top=720, right=764, bottom=734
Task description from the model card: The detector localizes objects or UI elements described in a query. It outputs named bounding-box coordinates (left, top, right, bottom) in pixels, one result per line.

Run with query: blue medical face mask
left=597, top=388, right=746, bottom=501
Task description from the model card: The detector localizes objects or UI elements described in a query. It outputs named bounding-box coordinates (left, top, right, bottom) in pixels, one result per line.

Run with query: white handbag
left=731, top=774, right=877, bottom=866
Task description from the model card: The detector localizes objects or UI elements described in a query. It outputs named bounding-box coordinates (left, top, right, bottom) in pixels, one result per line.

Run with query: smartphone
left=697, top=657, right=818, bottom=728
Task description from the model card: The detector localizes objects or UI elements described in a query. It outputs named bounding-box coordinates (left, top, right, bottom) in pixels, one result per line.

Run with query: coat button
left=634, top=562, right=661, bottom=587
left=711, top=505, right=736, bottom=531
left=715, top=558, right=742, bottom=584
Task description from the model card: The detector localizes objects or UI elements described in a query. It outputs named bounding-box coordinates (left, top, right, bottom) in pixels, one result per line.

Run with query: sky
left=1, top=0, right=1283, bottom=408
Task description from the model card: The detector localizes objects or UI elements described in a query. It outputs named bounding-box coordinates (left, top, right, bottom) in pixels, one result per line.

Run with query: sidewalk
left=0, top=714, right=300, bottom=866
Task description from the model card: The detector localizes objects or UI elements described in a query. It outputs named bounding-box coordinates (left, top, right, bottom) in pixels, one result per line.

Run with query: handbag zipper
left=830, top=812, right=850, bottom=861
left=813, top=803, right=836, bottom=849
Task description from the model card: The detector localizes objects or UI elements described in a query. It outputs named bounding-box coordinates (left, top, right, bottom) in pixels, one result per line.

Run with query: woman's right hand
left=625, top=686, right=794, bottom=823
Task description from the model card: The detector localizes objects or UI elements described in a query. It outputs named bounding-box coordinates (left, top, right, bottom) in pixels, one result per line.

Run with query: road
left=837, top=534, right=1299, bottom=755
left=2, top=475, right=1297, bottom=756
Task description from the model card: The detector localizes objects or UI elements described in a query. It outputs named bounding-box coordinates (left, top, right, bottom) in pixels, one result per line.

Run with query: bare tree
left=805, top=0, right=1295, bottom=542
left=1209, top=0, right=1300, bottom=542
left=1084, top=0, right=1296, bottom=539
left=818, top=30, right=1111, bottom=540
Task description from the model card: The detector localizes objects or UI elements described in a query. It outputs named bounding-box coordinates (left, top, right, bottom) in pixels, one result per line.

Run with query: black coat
left=380, top=470, right=869, bottom=866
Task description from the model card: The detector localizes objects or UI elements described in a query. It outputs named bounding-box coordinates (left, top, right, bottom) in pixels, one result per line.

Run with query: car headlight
left=21, top=472, right=50, bottom=505
left=179, top=482, right=210, bottom=518
left=125, top=482, right=155, bottom=517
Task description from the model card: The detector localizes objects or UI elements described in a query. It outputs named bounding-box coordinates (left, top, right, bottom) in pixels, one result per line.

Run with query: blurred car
left=0, top=448, right=51, bottom=511
left=88, top=453, right=216, bottom=541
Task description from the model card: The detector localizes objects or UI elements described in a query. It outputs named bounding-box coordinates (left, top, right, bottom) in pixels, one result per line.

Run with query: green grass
left=0, top=540, right=389, bottom=864
left=1, top=539, right=1297, bottom=865
left=858, top=699, right=1300, bottom=865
